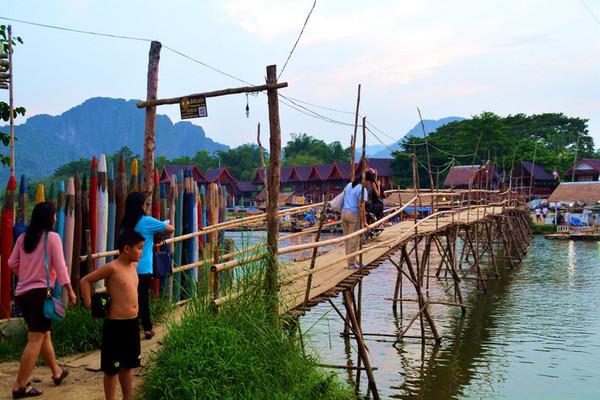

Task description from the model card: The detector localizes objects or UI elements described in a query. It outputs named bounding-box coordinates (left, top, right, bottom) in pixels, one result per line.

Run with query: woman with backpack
left=9, top=202, right=77, bottom=398
left=119, top=192, right=174, bottom=340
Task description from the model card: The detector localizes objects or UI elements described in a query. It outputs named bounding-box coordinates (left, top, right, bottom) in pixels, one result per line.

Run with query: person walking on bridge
left=341, top=172, right=373, bottom=270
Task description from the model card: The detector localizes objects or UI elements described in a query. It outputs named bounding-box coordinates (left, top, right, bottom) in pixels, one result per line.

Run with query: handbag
left=152, top=241, right=173, bottom=279
left=42, top=232, right=66, bottom=322
left=330, top=190, right=345, bottom=213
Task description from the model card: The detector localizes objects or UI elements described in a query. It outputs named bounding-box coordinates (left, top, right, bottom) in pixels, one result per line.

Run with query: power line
left=278, top=0, right=317, bottom=80
left=580, top=0, right=600, bottom=27
left=0, top=15, right=153, bottom=42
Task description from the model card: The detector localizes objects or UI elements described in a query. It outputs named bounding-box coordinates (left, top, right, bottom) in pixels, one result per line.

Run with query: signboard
left=180, top=95, right=207, bottom=119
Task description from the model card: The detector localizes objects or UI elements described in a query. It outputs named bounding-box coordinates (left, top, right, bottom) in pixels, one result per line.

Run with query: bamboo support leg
left=342, top=291, right=380, bottom=399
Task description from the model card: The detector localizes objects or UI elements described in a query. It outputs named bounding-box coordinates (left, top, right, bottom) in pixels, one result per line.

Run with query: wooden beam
left=265, top=65, right=282, bottom=312
left=136, top=82, right=288, bottom=108
left=142, top=41, right=161, bottom=198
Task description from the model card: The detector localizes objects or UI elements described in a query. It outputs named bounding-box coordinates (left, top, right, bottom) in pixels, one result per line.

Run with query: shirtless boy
left=80, top=230, right=145, bottom=400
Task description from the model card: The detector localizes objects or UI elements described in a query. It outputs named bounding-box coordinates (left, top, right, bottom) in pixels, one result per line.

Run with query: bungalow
left=204, top=167, right=238, bottom=207
left=510, top=161, right=556, bottom=196
left=564, top=159, right=600, bottom=182
left=159, top=164, right=206, bottom=183
left=547, top=182, right=600, bottom=206
left=234, top=181, right=258, bottom=207
left=444, top=164, right=499, bottom=190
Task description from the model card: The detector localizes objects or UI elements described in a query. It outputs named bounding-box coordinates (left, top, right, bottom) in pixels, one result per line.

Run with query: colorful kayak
left=35, top=183, right=45, bottom=204
left=96, top=154, right=108, bottom=270
left=14, top=175, right=28, bottom=239
left=107, top=163, right=116, bottom=262
left=63, top=178, right=75, bottom=279
left=89, top=157, right=98, bottom=254
left=80, top=174, right=90, bottom=277
left=129, top=158, right=139, bottom=193
left=72, top=173, right=82, bottom=293
left=56, top=181, right=65, bottom=241
left=0, top=175, right=16, bottom=318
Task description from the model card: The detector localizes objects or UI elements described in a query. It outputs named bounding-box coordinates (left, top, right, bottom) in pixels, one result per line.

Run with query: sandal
left=12, top=383, right=43, bottom=399
left=53, top=368, right=69, bottom=386
left=144, top=330, right=155, bottom=340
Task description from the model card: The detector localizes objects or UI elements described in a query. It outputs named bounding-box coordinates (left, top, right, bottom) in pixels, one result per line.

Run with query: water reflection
left=300, top=237, right=600, bottom=399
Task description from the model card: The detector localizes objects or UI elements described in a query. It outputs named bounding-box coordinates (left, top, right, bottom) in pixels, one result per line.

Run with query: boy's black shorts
left=101, top=317, right=141, bottom=375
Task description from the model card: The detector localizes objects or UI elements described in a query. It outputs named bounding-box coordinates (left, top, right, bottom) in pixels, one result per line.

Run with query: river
left=297, top=236, right=600, bottom=399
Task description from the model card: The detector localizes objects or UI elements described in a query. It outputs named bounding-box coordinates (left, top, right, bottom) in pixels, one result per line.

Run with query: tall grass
left=141, top=262, right=353, bottom=400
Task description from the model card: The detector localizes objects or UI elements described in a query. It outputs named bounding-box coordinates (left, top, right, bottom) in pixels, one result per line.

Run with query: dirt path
left=0, top=308, right=182, bottom=400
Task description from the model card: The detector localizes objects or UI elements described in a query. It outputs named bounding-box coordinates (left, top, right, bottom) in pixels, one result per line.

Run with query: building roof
left=252, top=169, right=266, bottom=185
left=205, top=167, right=237, bottom=183
left=235, top=181, right=258, bottom=193
left=160, top=165, right=206, bottom=183
left=366, top=158, right=393, bottom=177
left=547, top=182, right=600, bottom=204
left=295, top=166, right=312, bottom=181
left=444, top=165, right=480, bottom=187
left=564, top=158, right=600, bottom=177
left=515, top=161, right=554, bottom=181
left=256, top=189, right=295, bottom=204
left=443, top=164, right=499, bottom=188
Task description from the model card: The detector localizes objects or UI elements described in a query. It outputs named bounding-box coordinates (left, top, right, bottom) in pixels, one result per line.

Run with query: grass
left=0, top=297, right=171, bottom=362
left=141, top=266, right=353, bottom=400
left=527, top=216, right=556, bottom=235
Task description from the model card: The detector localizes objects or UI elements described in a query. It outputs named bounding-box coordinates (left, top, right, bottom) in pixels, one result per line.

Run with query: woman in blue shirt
left=341, top=172, right=374, bottom=270
left=120, top=192, right=174, bottom=339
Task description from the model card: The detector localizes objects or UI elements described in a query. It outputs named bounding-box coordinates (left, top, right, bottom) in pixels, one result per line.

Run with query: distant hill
left=371, top=117, right=464, bottom=158
left=0, top=97, right=229, bottom=181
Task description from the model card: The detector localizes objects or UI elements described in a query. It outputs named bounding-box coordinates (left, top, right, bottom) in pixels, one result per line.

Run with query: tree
left=0, top=25, right=26, bottom=168
left=216, top=144, right=263, bottom=181
left=391, top=112, right=594, bottom=188
left=283, top=133, right=351, bottom=165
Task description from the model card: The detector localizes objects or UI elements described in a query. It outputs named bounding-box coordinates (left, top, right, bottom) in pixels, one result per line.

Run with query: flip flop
left=53, top=368, right=69, bottom=386
left=12, top=383, right=43, bottom=399
left=144, top=330, right=155, bottom=340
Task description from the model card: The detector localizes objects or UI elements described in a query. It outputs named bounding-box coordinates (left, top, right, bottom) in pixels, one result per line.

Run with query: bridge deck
left=279, top=205, right=507, bottom=313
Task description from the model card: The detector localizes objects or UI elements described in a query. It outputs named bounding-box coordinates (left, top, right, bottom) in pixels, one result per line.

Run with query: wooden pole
left=342, top=290, right=380, bottom=399
left=266, top=65, right=282, bottom=309
left=142, top=41, right=161, bottom=198
left=303, top=195, right=330, bottom=306
left=528, top=141, right=537, bottom=201
left=359, top=117, right=367, bottom=267
left=571, top=131, right=580, bottom=182
left=8, top=26, right=14, bottom=176
left=417, top=107, right=435, bottom=190
left=350, top=84, right=361, bottom=183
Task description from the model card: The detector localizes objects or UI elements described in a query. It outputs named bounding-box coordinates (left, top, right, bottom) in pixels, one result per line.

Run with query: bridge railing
left=83, top=189, right=525, bottom=306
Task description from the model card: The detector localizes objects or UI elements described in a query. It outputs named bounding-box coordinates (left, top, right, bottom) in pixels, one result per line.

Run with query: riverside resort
left=0, top=2, right=599, bottom=399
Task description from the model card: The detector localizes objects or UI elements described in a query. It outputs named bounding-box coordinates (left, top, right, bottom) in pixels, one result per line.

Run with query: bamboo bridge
left=83, top=188, right=530, bottom=399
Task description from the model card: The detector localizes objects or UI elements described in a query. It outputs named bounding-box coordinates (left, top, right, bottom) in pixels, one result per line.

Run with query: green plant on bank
left=141, top=262, right=353, bottom=400
left=527, top=217, right=556, bottom=235
left=0, top=297, right=172, bottom=362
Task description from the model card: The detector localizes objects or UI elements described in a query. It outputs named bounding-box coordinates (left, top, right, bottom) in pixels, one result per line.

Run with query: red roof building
left=564, top=159, right=600, bottom=182
left=444, top=164, right=499, bottom=189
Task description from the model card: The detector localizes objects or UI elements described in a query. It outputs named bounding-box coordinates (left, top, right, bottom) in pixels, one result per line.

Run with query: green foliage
left=392, top=112, right=595, bottom=188
left=141, top=265, right=352, bottom=400
left=0, top=25, right=26, bottom=167
left=283, top=133, right=351, bottom=166
left=216, top=144, right=265, bottom=181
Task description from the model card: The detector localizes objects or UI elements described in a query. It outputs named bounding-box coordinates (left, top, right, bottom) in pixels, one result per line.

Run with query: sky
left=2, top=0, right=600, bottom=150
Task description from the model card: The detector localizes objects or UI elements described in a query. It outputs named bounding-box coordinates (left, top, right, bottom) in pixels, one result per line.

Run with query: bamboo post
left=142, top=41, right=161, bottom=198
left=417, top=107, right=435, bottom=190
left=303, top=195, right=331, bottom=306
left=350, top=84, right=361, bottom=183
left=265, top=65, right=282, bottom=310
left=7, top=25, right=14, bottom=176
left=529, top=142, right=537, bottom=201
left=359, top=117, right=367, bottom=267
left=571, top=131, right=580, bottom=182
left=342, top=290, right=380, bottom=399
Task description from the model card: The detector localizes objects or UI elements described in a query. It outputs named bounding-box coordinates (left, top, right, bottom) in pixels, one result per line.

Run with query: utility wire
left=0, top=15, right=154, bottom=42
left=1, top=14, right=477, bottom=161
left=278, top=0, right=317, bottom=80
left=580, top=0, right=600, bottom=27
